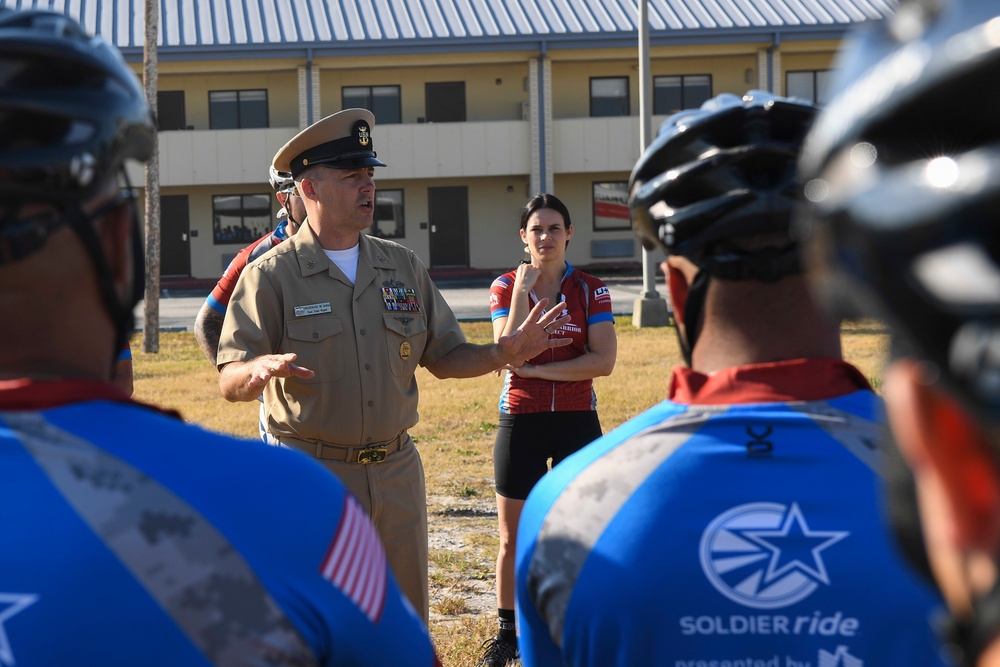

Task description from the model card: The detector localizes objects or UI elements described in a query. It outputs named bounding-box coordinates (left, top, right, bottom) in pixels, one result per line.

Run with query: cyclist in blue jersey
left=0, top=9, right=440, bottom=666
left=798, top=1, right=1000, bottom=664
left=194, top=166, right=305, bottom=443
left=515, top=91, right=949, bottom=666
left=194, top=166, right=306, bottom=368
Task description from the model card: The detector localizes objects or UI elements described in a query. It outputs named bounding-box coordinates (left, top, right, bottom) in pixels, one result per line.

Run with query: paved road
left=133, top=277, right=662, bottom=331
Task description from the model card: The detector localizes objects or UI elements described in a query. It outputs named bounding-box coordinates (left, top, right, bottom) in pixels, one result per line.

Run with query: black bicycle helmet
left=797, top=0, right=1000, bottom=660
left=0, top=10, right=155, bottom=217
left=629, top=91, right=817, bottom=360
left=0, top=9, right=155, bottom=353
left=629, top=90, right=817, bottom=281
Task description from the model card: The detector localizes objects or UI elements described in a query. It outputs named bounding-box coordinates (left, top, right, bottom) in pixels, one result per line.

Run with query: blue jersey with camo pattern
left=516, top=359, right=947, bottom=667
left=0, top=379, right=440, bottom=667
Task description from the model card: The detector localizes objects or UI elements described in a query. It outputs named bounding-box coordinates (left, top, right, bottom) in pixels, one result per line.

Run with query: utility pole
left=632, top=0, right=671, bottom=327
left=143, top=0, right=161, bottom=352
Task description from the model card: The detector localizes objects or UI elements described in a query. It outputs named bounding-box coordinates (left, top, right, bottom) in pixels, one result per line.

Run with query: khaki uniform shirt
left=218, top=221, right=466, bottom=445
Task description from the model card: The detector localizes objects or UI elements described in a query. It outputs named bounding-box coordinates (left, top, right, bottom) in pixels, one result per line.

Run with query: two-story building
left=2, top=0, right=892, bottom=281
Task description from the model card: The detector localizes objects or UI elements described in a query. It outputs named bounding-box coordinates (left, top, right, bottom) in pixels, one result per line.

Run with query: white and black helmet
left=268, top=165, right=295, bottom=194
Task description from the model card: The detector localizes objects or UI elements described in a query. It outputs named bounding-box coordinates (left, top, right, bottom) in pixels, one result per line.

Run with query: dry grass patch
left=130, top=332, right=260, bottom=439
left=435, top=595, right=472, bottom=616
left=840, top=319, right=890, bottom=389
left=130, top=317, right=889, bottom=667
left=433, top=615, right=498, bottom=667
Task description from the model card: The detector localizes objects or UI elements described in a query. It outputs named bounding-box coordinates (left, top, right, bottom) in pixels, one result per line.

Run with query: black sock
left=497, top=608, right=516, bottom=643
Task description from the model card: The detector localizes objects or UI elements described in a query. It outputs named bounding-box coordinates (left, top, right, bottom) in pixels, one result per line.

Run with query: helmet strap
left=939, top=572, right=1000, bottom=666
left=66, top=172, right=143, bottom=372
left=679, top=268, right=710, bottom=367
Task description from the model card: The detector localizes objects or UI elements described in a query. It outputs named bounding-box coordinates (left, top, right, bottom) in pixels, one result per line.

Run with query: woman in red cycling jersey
left=478, top=193, right=618, bottom=667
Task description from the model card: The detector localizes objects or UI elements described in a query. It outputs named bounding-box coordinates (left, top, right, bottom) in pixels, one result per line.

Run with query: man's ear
left=298, top=177, right=319, bottom=201
left=885, top=359, right=1000, bottom=554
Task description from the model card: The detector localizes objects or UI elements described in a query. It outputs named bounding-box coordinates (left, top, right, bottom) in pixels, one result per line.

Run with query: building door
left=160, top=195, right=191, bottom=277
left=428, top=186, right=468, bottom=268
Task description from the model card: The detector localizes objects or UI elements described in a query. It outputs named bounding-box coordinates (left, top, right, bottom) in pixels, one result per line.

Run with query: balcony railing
left=124, top=116, right=668, bottom=187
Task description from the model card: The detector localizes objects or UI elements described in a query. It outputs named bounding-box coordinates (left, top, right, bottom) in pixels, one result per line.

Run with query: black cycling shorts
left=493, top=410, right=603, bottom=500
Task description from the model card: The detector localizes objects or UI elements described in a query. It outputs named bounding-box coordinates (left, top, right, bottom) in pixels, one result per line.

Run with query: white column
left=541, top=58, right=553, bottom=193
left=298, top=66, right=309, bottom=128
left=311, top=66, right=321, bottom=123
left=529, top=58, right=541, bottom=196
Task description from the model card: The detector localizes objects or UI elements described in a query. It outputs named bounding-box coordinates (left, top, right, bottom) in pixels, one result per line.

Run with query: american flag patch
left=320, top=495, right=387, bottom=623
left=594, top=286, right=611, bottom=302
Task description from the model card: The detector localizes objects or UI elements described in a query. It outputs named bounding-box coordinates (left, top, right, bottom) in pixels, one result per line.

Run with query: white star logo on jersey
left=738, top=503, right=848, bottom=587
left=0, top=593, right=39, bottom=667
left=699, top=502, right=850, bottom=609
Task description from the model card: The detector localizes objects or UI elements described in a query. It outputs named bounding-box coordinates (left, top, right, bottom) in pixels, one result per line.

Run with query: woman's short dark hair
left=519, top=193, right=572, bottom=231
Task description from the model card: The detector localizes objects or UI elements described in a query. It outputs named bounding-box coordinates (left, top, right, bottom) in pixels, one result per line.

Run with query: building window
left=653, top=75, right=712, bottom=115
left=209, top=90, right=268, bottom=129
left=157, top=91, right=186, bottom=130
left=212, top=194, right=272, bottom=244
left=425, top=82, right=466, bottom=122
left=590, top=77, right=629, bottom=117
left=367, top=190, right=405, bottom=239
left=786, top=70, right=833, bottom=105
left=343, top=86, right=402, bottom=124
left=592, top=182, right=630, bottom=231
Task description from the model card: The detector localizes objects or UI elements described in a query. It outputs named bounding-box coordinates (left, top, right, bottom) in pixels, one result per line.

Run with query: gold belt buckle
left=357, top=446, right=387, bottom=464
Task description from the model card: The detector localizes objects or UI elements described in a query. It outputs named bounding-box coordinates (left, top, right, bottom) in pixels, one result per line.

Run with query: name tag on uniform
left=294, top=302, right=332, bottom=317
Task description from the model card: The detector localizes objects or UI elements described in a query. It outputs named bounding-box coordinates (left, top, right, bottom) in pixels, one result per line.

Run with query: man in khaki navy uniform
left=216, top=108, right=571, bottom=622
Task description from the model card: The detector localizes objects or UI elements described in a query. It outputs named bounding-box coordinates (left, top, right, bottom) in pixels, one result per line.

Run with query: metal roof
left=0, top=0, right=894, bottom=53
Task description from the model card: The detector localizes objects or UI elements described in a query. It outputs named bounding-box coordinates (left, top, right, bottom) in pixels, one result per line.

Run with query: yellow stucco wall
left=318, top=61, right=531, bottom=122
left=157, top=71, right=300, bottom=130
left=128, top=36, right=844, bottom=278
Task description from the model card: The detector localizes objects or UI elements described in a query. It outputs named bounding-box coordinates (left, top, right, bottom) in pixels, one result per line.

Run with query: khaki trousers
left=314, top=436, right=429, bottom=623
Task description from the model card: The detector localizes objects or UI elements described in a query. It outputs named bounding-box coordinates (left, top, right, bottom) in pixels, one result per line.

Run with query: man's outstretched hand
left=497, top=298, right=572, bottom=366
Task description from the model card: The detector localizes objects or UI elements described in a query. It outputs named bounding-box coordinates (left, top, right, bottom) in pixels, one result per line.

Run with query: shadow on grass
left=436, top=507, right=498, bottom=518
